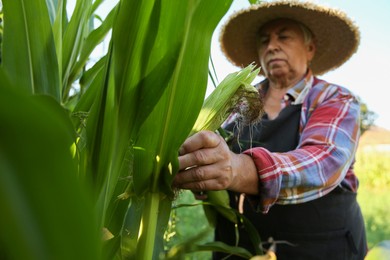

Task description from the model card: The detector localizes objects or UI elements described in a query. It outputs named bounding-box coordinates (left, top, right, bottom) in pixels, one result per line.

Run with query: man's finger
left=179, top=131, right=222, bottom=155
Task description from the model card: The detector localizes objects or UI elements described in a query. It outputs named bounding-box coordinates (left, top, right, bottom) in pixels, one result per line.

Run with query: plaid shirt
left=241, top=70, right=361, bottom=213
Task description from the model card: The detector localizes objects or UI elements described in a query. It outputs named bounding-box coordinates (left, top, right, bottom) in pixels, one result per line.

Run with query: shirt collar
left=257, top=69, right=314, bottom=105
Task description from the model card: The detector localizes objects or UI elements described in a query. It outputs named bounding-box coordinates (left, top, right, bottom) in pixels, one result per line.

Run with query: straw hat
left=220, top=0, right=360, bottom=75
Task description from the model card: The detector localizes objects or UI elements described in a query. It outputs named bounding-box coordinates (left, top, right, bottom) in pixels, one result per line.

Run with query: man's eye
left=259, top=38, right=269, bottom=45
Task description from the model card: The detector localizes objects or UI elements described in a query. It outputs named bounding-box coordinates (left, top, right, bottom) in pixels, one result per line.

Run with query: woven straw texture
left=220, top=0, right=360, bottom=75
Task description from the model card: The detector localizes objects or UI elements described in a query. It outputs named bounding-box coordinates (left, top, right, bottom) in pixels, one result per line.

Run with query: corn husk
left=191, top=64, right=263, bottom=136
left=190, top=64, right=264, bottom=225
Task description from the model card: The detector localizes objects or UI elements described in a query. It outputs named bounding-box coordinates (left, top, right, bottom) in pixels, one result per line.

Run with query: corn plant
left=166, top=65, right=264, bottom=259
left=0, top=0, right=263, bottom=259
left=1, top=0, right=108, bottom=258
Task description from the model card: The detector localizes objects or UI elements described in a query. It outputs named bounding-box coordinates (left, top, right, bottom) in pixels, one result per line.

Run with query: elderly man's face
left=257, top=19, right=315, bottom=81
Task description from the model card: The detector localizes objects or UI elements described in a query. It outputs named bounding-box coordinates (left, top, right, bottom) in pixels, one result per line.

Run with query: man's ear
left=307, top=42, right=316, bottom=60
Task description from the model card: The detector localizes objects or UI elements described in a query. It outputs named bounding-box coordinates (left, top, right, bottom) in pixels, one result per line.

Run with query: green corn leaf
left=51, top=0, right=66, bottom=84
left=45, top=0, right=59, bottom=24
left=93, top=1, right=159, bottom=204
left=119, top=197, right=144, bottom=259
left=0, top=73, right=101, bottom=260
left=79, top=55, right=107, bottom=89
left=2, top=0, right=60, bottom=101
left=67, top=4, right=116, bottom=88
left=112, top=0, right=153, bottom=101
left=91, top=0, right=105, bottom=14
left=90, top=0, right=183, bottom=230
left=83, top=43, right=116, bottom=195
left=84, top=0, right=182, bottom=230
left=71, top=56, right=106, bottom=116
left=102, top=236, right=121, bottom=260
left=62, top=0, right=92, bottom=98
left=133, top=0, right=233, bottom=195
left=202, top=191, right=237, bottom=226
left=112, top=0, right=158, bottom=138
left=165, top=227, right=214, bottom=259
left=240, top=213, right=263, bottom=255
left=131, top=0, right=233, bottom=259
left=87, top=2, right=183, bottom=254
left=193, top=241, right=253, bottom=259
left=134, top=45, right=182, bottom=137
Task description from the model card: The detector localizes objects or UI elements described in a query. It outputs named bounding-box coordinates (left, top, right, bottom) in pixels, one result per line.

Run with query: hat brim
left=220, top=1, right=360, bottom=75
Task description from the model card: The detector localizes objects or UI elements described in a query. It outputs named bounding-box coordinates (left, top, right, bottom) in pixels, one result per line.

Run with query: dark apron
left=214, top=104, right=367, bottom=260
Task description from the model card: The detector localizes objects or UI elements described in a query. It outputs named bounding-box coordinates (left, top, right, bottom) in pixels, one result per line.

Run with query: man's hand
left=172, top=130, right=259, bottom=195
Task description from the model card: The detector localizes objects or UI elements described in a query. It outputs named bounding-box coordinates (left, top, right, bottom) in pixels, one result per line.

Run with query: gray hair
left=298, top=22, right=315, bottom=46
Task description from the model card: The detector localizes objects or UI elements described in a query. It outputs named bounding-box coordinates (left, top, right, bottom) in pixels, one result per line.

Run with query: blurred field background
left=167, top=126, right=390, bottom=259
left=355, top=127, right=390, bottom=249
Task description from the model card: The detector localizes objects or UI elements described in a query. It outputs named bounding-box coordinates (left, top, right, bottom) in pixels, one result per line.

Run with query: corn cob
left=190, top=64, right=264, bottom=225
left=191, top=64, right=263, bottom=136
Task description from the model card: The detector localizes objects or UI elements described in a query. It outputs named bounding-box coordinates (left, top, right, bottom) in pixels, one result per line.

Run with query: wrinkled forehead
left=258, top=18, right=305, bottom=35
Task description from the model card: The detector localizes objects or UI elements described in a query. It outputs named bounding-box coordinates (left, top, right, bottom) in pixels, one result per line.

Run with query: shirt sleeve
left=243, top=83, right=361, bottom=213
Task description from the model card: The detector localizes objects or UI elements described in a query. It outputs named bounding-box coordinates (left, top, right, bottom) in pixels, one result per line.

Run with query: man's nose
left=266, top=36, right=279, bottom=52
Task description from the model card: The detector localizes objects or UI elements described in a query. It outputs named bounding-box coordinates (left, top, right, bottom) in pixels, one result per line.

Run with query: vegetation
left=0, top=0, right=383, bottom=259
left=0, top=0, right=272, bottom=259
left=358, top=97, right=377, bottom=135
left=355, top=150, right=390, bottom=249
left=0, top=0, right=250, bottom=259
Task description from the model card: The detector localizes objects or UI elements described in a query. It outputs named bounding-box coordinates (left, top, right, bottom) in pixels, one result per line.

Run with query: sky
left=80, top=0, right=390, bottom=130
